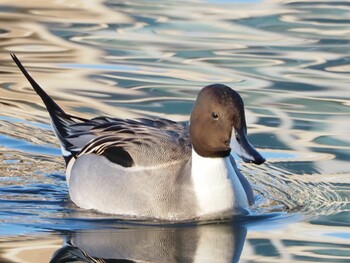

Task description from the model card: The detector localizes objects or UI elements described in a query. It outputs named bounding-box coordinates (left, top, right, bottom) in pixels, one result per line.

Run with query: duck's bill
left=230, top=128, right=265, bottom=165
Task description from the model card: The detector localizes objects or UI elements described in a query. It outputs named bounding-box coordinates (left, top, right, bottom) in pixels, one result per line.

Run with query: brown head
left=189, top=84, right=265, bottom=164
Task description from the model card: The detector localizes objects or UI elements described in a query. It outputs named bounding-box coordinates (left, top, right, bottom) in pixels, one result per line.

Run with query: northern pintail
left=11, top=54, right=265, bottom=221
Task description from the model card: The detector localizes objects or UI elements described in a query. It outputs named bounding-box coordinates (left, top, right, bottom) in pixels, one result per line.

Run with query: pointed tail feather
left=11, top=54, right=66, bottom=115
left=10, top=54, right=87, bottom=163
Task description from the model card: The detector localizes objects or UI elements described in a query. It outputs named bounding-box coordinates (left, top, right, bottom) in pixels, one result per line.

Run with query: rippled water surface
left=0, top=0, right=350, bottom=262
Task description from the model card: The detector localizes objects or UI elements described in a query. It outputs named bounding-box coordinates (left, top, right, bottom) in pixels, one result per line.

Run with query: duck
left=11, top=54, right=265, bottom=221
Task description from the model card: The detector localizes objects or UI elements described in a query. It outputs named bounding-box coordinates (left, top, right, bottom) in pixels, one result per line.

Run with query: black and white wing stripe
left=71, top=118, right=191, bottom=168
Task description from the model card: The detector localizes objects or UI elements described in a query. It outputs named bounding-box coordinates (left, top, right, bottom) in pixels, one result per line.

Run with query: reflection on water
left=51, top=224, right=247, bottom=263
left=0, top=0, right=350, bottom=262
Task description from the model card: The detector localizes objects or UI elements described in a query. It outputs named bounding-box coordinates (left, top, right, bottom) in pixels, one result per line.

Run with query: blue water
left=0, top=0, right=349, bottom=262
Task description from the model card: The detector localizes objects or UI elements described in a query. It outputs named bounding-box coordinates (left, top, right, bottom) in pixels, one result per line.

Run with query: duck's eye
left=211, top=112, right=219, bottom=119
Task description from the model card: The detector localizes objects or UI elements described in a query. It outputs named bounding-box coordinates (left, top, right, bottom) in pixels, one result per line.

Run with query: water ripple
left=244, top=161, right=348, bottom=218
left=0, top=0, right=350, bottom=262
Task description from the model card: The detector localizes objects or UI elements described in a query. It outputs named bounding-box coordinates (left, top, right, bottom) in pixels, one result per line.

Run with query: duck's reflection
left=51, top=223, right=247, bottom=263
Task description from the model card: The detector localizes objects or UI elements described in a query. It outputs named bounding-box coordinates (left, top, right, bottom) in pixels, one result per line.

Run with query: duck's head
left=189, top=84, right=265, bottom=164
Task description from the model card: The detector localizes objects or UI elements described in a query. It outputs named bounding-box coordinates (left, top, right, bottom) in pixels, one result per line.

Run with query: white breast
left=191, top=149, right=248, bottom=218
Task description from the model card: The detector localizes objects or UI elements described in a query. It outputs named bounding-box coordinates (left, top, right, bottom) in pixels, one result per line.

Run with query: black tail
left=11, top=54, right=87, bottom=163
left=11, top=54, right=66, bottom=116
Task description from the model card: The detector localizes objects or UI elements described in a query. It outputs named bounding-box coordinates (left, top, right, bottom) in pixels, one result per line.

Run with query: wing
left=65, top=117, right=191, bottom=168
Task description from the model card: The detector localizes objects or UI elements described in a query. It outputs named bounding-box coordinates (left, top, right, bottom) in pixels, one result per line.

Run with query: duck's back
left=67, top=117, right=196, bottom=220
left=67, top=117, right=191, bottom=167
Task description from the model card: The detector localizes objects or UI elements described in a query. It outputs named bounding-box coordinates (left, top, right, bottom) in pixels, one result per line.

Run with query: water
left=0, top=0, right=349, bottom=262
